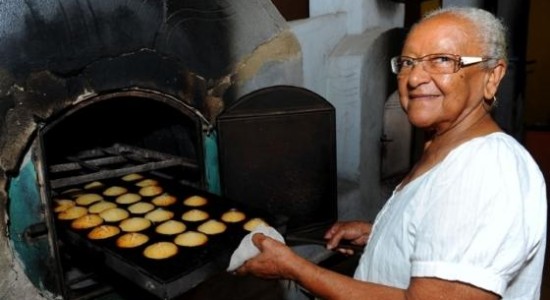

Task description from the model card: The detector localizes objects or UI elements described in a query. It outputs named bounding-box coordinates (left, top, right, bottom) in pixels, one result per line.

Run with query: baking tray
left=52, top=173, right=287, bottom=299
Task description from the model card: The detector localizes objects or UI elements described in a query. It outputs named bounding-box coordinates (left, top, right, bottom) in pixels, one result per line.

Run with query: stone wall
left=0, top=0, right=302, bottom=298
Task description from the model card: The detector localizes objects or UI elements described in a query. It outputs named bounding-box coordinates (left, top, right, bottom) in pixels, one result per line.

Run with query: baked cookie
left=116, top=232, right=150, bottom=248
left=155, top=220, right=186, bottom=235
left=174, top=231, right=208, bottom=247
left=88, top=201, right=117, bottom=214
left=103, top=186, right=128, bottom=197
left=139, top=185, right=163, bottom=197
left=88, top=225, right=120, bottom=240
left=243, top=218, right=268, bottom=232
left=145, top=208, right=174, bottom=223
left=128, top=202, right=155, bottom=214
left=115, top=193, right=142, bottom=205
left=221, top=209, right=246, bottom=223
left=143, top=242, right=178, bottom=260
left=75, top=193, right=103, bottom=206
left=119, top=217, right=152, bottom=232
left=84, top=181, right=104, bottom=190
left=198, top=220, right=227, bottom=235
left=71, top=214, right=103, bottom=230
left=99, top=207, right=130, bottom=222
left=183, top=195, right=208, bottom=207
left=135, top=179, right=159, bottom=187
left=58, top=206, right=88, bottom=220
left=181, top=209, right=209, bottom=222
left=152, top=193, right=177, bottom=207
left=53, top=199, right=75, bottom=213
left=121, top=173, right=144, bottom=182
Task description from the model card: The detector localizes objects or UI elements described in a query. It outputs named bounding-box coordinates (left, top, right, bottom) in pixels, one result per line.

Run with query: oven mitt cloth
left=227, top=224, right=285, bottom=272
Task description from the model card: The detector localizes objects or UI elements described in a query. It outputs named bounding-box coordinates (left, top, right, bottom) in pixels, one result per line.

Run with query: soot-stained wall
left=0, top=0, right=301, bottom=298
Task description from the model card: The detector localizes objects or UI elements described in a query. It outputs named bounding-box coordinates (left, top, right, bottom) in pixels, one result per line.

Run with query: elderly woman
left=236, top=7, right=547, bottom=300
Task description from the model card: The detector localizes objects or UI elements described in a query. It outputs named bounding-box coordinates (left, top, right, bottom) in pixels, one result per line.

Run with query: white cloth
left=227, top=225, right=285, bottom=272
left=354, top=132, right=547, bottom=299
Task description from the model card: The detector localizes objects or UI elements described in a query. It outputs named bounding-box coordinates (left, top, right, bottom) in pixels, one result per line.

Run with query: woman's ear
left=484, top=59, right=507, bottom=99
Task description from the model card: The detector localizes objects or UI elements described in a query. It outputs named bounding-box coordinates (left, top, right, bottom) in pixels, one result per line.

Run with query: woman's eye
left=431, top=56, right=453, bottom=64
left=401, top=59, right=414, bottom=67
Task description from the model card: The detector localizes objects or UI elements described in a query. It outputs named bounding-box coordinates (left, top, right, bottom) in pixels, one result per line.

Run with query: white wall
left=291, top=1, right=404, bottom=182
left=288, top=0, right=406, bottom=219
left=289, top=12, right=348, bottom=96
left=310, top=0, right=404, bottom=34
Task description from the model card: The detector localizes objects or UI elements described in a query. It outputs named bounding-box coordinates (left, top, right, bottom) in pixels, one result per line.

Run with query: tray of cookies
left=51, top=172, right=287, bottom=299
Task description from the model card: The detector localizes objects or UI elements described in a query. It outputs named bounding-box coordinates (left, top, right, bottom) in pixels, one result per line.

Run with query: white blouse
left=354, top=132, right=547, bottom=299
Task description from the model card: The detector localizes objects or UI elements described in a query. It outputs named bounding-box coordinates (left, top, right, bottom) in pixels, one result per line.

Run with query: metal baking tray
left=52, top=173, right=287, bottom=299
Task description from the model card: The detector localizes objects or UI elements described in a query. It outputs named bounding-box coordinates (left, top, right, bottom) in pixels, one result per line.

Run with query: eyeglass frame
left=390, top=53, right=495, bottom=75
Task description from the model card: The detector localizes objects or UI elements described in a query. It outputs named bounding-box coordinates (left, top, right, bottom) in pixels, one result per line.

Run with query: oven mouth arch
left=39, top=88, right=217, bottom=192
left=43, top=88, right=214, bottom=135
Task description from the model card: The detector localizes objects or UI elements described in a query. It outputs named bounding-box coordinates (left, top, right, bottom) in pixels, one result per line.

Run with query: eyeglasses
left=390, top=53, right=494, bottom=75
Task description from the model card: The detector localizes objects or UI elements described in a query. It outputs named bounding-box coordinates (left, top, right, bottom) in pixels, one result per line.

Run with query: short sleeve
left=410, top=135, right=546, bottom=296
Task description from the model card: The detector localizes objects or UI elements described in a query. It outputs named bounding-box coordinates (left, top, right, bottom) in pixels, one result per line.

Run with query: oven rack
left=48, top=143, right=199, bottom=190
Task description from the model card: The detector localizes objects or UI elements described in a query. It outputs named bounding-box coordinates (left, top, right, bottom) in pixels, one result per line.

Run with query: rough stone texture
left=235, top=30, right=303, bottom=96
left=0, top=171, right=45, bottom=299
left=0, top=71, right=71, bottom=299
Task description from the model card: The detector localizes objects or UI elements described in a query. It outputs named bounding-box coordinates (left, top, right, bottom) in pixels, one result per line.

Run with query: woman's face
left=397, top=14, right=490, bottom=133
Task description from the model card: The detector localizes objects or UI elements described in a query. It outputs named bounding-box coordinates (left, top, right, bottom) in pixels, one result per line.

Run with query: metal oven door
left=217, top=85, right=338, bottom=234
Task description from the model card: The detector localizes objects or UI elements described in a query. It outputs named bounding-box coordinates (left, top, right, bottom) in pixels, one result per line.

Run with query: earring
left=485, top=96, right=497, bottom=107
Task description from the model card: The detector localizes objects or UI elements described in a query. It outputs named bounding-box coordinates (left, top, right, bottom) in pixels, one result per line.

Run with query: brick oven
left=0, top=0, right=337, bottom=299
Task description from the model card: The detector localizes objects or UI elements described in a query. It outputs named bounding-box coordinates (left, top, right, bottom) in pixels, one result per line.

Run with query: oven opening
left=40, top=90, right=212, bottom=299
left=43, top=91, right=206, bottom=190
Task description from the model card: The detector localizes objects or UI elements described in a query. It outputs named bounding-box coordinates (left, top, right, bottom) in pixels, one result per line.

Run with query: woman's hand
left=324, top=221, right=372, bottom=255
left=235, top=233, right=297, bottom=279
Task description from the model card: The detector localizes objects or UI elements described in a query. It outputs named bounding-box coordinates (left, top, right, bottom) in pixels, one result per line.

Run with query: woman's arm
left=236, top=234, right=500, bottom=300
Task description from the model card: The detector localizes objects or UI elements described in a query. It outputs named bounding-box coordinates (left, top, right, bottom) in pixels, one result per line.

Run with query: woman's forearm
left=284, top=252, right=406, bottom=300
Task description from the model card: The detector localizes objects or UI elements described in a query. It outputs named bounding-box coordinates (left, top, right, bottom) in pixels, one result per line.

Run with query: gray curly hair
left=420, top=7, right=508, bottom=65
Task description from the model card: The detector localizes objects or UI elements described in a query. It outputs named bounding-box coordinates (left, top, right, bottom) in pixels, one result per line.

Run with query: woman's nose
left=404, top=62, right=431, bottom=87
